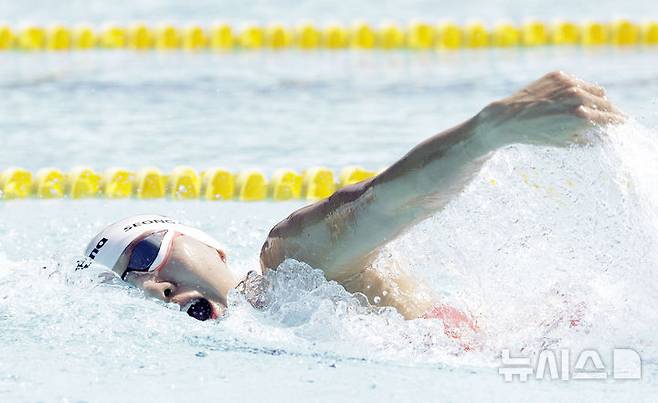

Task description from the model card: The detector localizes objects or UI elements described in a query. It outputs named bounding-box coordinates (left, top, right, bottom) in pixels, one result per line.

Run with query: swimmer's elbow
left=259, top=232, right=282, bottom=273
left=260, top=217, right=299, bottom=272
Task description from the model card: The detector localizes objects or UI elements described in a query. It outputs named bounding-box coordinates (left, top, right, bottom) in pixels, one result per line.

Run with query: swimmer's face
left=116, top=234, right=240, bottom=320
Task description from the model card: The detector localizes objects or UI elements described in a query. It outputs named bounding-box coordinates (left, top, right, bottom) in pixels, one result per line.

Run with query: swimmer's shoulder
left=259, top=179, right=373, bottom=271
left=259, top=203, right=317, bottom=271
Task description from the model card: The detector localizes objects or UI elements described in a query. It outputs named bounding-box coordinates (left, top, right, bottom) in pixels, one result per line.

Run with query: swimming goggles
left=121, top=230, right=175, bottom=280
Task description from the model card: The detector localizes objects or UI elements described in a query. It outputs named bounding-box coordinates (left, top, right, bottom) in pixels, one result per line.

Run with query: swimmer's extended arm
left=260, top=72, right=623, bottom=283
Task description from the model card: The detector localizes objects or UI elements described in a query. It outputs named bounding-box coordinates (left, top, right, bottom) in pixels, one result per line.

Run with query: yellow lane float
left=73, top=25, right=97, bottom=49
left=235, top=170, right=267, bottom=201
left=135, top=167, right=166, bottom=199
left=378, top=23, right=405, bottom=49
left=155, top=24, right=181, bottom=50
left=436, top=22, right=463, bottom=50
left=492, top=22, right=520, bottom=47
left=270, top=169, right=302, bottom=201
left=103, top=168, right=133, bottom=198
left=33, top=168, right=65, bottom=198
left=17, top=25, right=46, bottom=50
left=302, top=167, right=335, bottom=200
left=552, top=21, right=580, bottom=45
left=339, top=166, right=376, bottom=188
left=296, top=23, right=321, bottom=49
left=0, top=25, right=13, bottom=49
left=0, top=168, right=32, bottom=199
left=201, top=168, right=234, bottom=200
left=129, top=24, right=154, bottom=50
left=67, top=167, right=101, bottom=199
left=210, top=23, right=234, bottom=50
left=169, top=166, right=200, bottom=199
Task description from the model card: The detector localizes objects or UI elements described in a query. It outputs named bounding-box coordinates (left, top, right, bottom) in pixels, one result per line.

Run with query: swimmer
left=83, top=71, right=623, bottom=338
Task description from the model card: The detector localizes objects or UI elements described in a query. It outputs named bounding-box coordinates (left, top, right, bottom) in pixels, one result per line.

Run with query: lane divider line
left=0, top=20, right=656, bottom=51
left=0, top=166, right=378, bottom=201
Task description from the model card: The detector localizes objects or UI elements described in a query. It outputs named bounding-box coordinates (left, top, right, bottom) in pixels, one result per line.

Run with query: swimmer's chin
left=208, top=300, right=225, bottom=320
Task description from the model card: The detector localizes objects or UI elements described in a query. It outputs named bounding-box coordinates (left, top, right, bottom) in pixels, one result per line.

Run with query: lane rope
left=0, top=166, right=379, bottom=201
left=0, top=19, right=656, bottom=51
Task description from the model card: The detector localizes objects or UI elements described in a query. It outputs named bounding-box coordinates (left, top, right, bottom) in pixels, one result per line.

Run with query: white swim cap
left=80, top=214, right=225, bottom=276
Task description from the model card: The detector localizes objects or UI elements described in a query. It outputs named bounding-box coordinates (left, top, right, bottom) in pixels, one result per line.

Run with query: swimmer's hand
left=479, top=71, right=625, bottom=147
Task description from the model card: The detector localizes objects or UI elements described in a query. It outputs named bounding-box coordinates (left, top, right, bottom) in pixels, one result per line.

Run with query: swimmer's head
left=83, top=214, right=240, bottom=321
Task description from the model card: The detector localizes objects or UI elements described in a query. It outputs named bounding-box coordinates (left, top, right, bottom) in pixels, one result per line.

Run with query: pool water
left=2, top=1, right=658, bottom=402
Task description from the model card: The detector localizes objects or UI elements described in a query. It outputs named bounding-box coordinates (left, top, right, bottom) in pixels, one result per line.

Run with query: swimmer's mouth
left=182, top=298, right=214, bottom=321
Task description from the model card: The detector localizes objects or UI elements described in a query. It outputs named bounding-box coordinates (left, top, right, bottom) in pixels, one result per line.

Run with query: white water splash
left=390, top=121, right=658, bottom=363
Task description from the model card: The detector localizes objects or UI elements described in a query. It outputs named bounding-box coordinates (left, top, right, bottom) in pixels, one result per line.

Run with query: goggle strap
left=148, top=230, right=177, bottom=272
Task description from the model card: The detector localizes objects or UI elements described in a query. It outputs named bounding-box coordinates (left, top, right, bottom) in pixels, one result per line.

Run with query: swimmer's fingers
left=574, top=105, right=626, bottom=126
left=561, top=86, right=625, bottom=116
left=570, top=76, right=606, bottom=98
left=548, top=71, right=623, bottom=115
left=540, top=71, right=606, bottom=98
